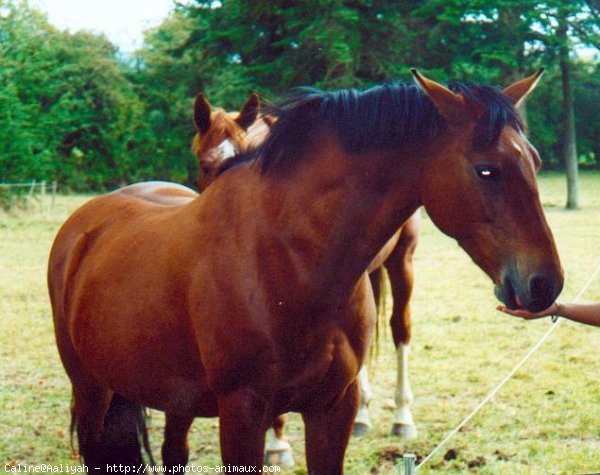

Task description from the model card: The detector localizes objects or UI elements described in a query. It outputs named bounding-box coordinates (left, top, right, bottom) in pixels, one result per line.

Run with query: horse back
left=116, top=181, right=197, bottom=206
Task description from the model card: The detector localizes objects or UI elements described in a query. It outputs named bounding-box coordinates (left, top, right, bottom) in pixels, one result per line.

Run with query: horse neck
left=254, top=136, right=426, bottom=301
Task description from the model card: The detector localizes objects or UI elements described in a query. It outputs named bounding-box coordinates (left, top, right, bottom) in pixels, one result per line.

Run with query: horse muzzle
left=495, top=267, right=564, bottom=313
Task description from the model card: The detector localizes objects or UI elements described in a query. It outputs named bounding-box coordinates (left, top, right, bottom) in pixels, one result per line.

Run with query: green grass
left=1, top=172, right=600, bottom=474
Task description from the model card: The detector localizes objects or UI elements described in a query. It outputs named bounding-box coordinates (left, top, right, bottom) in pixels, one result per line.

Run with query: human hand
left=496, top=302, right=560, bottom=320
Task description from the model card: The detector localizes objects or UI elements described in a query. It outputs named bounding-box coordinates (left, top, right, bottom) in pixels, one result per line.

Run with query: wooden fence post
left=397, top=454, right=416, bottom=475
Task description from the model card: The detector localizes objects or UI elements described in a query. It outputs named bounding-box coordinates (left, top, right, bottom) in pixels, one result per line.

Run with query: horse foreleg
left=264, top=414, right=294, bottom=467
left=217, top=387, right=271, bottom=469
left=162, top=414, right=194, bottom=469
left=352, top=366, right=373, bottom=437
left=302, top=380, right=359, bottom=475
left=386, top=215, right=419, bottom=438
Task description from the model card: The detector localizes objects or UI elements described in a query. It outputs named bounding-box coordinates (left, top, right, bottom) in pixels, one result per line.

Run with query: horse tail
left=368, top=267, right=388, bottom=370
left=100, top=394, right=155, bottom=466
left=69, top=396, right=77, bottom=458
left=72, top=393, right=156, bottom=469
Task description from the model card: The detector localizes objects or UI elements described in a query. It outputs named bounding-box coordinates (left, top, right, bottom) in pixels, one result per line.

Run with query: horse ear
left=193, top=94, right=212, bottom=134
left=411, top=69, right=471, bottom=125
left=236, top=93, right=259, bottom=130
left=503, top=68, right=544, bottom=107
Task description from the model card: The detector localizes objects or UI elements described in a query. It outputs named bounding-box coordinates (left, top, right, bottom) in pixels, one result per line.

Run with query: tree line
left=1, top=0, right=599, bottom=198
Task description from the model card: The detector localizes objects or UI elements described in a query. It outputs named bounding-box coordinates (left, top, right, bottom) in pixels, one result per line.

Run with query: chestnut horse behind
left=117, top=93, right=262, bottom=206
left=48, top=70, right=562, bottom=474
left=191, top=93, right=272, bottom=191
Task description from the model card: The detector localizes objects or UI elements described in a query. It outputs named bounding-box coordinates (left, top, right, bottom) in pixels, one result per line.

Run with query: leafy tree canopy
left=0, top=0, right=598, bottom=190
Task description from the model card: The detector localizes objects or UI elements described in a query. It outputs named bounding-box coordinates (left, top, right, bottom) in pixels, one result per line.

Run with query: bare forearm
left=497, top=301, right=600, bottom=327
left=556, top=302, right=600, bottom=327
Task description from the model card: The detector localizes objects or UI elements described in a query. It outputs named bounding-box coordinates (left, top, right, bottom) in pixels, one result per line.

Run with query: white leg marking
left=394, top=343, right=414, bottom=426
left=354, top=366, right=372, bottom=430
left=264, top=429, right=294, bottom=467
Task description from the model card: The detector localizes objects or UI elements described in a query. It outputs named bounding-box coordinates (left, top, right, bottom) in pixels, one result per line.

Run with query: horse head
left=192, top=93, right=260, bottom=191
left=414, top=69, right=563, bottom=312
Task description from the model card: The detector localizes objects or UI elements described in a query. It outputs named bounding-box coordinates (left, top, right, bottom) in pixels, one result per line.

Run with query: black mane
left=218, top=80, right=524, bottom=176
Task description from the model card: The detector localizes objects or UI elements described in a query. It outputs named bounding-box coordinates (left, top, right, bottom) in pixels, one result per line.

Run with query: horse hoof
left=264, top=441, right=294, bottom=467
left=352, top=421, right=371, bottom=437
left=391, top=423, right=417, bottom=438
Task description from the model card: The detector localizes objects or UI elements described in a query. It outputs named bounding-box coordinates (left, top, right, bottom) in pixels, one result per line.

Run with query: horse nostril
left=528, top=273, right=554, bottom=312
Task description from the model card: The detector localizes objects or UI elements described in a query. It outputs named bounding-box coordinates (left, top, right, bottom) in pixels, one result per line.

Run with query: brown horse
left=48, top=70, right=563, bottom=474
left=191, top=92, right=421, bottom=440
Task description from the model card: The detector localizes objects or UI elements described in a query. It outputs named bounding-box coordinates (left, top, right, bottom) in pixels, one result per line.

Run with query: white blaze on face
left=217, top=139, right=238, bottom=161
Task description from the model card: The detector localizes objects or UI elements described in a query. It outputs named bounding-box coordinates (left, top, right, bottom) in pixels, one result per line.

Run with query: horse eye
left=475, top=165, right=500, bottom=181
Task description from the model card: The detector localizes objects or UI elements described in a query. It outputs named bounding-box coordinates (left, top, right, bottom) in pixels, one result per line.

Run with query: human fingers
left=495, top=305, right=547, bottom=319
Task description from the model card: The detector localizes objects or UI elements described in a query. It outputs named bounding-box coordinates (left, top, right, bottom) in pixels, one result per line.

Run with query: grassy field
left=1, top=172, right=599, bottom=474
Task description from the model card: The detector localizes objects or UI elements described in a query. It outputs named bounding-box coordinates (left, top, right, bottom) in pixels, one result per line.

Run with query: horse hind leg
left=351, top=268, right=383, bottom=437
left=386, top=216, right=419, bottom=438
left=352, top=366, right=373, bottom=437
left=264, top=414, right=294, bottom=467
left=391, top=340, right=416, bottom=438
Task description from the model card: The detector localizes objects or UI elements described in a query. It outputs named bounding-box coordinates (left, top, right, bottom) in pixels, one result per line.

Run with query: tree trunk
left=558, top=21, right=579, bottom=209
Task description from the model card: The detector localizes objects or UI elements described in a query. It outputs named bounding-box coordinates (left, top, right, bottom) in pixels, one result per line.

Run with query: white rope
left=416, top=260, right=600, bottom=471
